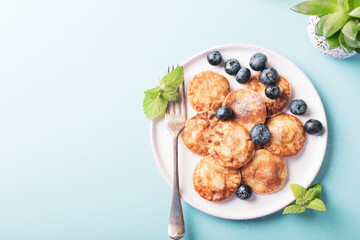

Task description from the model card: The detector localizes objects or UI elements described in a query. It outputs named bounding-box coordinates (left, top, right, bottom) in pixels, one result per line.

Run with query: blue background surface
left=0, top=0, right=359, bottom=239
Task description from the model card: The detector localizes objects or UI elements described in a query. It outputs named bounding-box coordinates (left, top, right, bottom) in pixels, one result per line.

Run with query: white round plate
left=150, top=44, right=328, bottom=220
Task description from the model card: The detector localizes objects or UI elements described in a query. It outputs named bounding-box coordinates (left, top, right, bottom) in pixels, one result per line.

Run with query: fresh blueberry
left=236, top=184, right=253, bottom=200
left=265, top=85, right=281, bottom=99
left=215, top=106, right=233, bottom=120
left=304, top=119, right=323, bottom=135
left=235, top=67, right=251, bottom=84
left=224, top=59, right=241, bottom=75
left=249, top=53, right=267, bottom=71
left=250, top=124, right=271, bottom=144
left=259, top=67, right=279, bottom=85
left=207, top=51, right=222, bottom=66
left=290, top=99, right=307, bottom=115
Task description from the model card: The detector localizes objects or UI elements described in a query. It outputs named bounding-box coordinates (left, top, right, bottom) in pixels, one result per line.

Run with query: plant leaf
left=338, top=0, right=350, bottom=11
left=339, top=32, right=355, bottom=52
left=344, top=34, right=360, bottom=47
left=143, top=92, right=168, bottom=120
left=160, top=66, right=184, bottom=89
left=355, top=48, right=360, bottom=53
left=290, top=184, right=306, bottom=199
left=309, top=183, right=322, bottom=199
left=144, top=86, right=161, bottom=98
left=358, top=23, right=360, bottom=31
left=342, top=19, right=359, bottom=40
left=296, top=197, right=307, bottom=206
left=349, top=6, right=360, bottom=17
left=326, top=32, right=341, bottom=49
left=291, top=1, right=338, bottom=15
left=161, top=86, right=180, bottom=101
left=323, top=11, right=350, bottom=38
left=305, top=188, right=319, bottom=202
left=307, top=199, right=327, bottom=211
left=283, top=204, right=306, bottom=214
left=315, top=14, right=332, bottom=36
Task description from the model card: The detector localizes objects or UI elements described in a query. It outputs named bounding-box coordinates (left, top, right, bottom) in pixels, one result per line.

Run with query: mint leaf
left=305, top=188, right=319, bottom=202
left=290, top=184, right=306, bottom=199
left=283, top=204, right=306, bottom=214
left=143, top=92, right=168, bottom=120
left=160, top=66, right=184, bottom=89
left=291, top=1, right=338, bottom=15
left=161, top=86, right=180, bottom=101
left=309, top=183, right=322, bottom=199
left=144, top=86, right=161, bottom=98
left=307, top=199, right=327, bottom=211
left=296, top=197, right=307, bottom=206
left=349, top=6, right=360, bottom=17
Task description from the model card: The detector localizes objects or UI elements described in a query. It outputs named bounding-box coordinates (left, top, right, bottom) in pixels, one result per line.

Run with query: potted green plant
left=292, top=0, right=360, bottom=59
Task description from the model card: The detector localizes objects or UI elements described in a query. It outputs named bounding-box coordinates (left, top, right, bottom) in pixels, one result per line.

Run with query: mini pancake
left=263, top=114, right=306, bottom=158
left=193, top=155, right=241, bottom=202
left=242, top=149, right=287, bottom=194
left=188, top=71, right=230, bottom=112
left=182, top=111, right=218, bottom=156
left=245, top=73, right=291, bottom=118
left=208, top=121, right=255, bottom=169
left=222, top=88, right=267, bottom=132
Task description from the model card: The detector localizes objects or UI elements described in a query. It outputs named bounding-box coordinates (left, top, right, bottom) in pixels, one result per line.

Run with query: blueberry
left=250, top=124, right=271, bottom=144
left=265, top=85, right=280, bottom=99
left=207, top=51, right=222, bottom=66
left=236, top=184, right=253, bottom=200
left=290, top=99, right=307, bottom=115
left=215, top=106, right=233, bottom=120
left=259, top=67, right=279, bottom=85
left=235, top=67, right=251, bottom=84
left=304, top=119, right=323, bottom=135
left=224, top=59, right=241, bottom=75
left=250, top=53, right=267, bottom=71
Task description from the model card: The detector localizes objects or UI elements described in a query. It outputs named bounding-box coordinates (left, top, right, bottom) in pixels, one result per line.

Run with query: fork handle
left=168, top=133, right=185, bottom=239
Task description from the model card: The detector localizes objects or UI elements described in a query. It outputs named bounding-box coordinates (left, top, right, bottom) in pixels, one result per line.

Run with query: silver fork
left=165, top=65, right=186, bottom=240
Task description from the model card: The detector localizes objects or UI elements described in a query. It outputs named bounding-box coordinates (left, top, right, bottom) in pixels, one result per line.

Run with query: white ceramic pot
left=308, top=16, right=357, bottom=59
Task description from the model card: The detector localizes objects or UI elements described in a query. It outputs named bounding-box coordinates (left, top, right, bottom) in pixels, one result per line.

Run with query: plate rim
left=150, top=43, right=328, bottom=220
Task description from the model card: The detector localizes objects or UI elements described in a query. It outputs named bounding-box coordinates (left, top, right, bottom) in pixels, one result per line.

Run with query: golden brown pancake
left=208, top=121, right=255, bottom=169
left=245, top=73, right=291, bottom=118
left=242, top=149, right=287, bottom=194
left=182, top=111, right=218, bottom=156
left=263, top=114, right=306, bottom=158
left=187, top=71, right=230, bottom=112
left=193, top=155, right=241, bottom=202
left=222, top=88, right=267, bottom=132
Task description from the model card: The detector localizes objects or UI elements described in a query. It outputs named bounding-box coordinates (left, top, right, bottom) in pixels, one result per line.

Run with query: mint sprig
left=283, top=183, right=327, bottom=214
left=143, top=66, right=184, bottom=120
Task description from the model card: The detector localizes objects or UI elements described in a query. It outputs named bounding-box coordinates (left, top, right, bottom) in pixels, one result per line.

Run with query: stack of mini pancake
left=182, top=71, right=306, bottom=202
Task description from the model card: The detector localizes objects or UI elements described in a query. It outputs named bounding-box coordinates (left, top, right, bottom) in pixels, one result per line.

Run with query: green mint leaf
left=305, top=188, right=319, bottom=202
left=160, top=66, right=184, bottom=89
left=161, top=86, right=180, bottom=101
left=307, top=199, right=327, bottom=211
left=323, top=11, right=349, bottom=38
left=144, top=86, right=161, bottom=98
left=143, top=91, right=168, bottom=120
left=290, top=184, right=306, bottom=199
left=296, top=197, right=307, bottom=206
left=349, top=6, right=360, bottom=17
left=339, top=32, right=355, bottom=53
left=291, top=1, right=338, bottom=15
left=315, top=14, right=332, bottom=36
left=309, top=183, right=322, bottom=199
left=326, top=32, right=341, bottom=49
left=338, top=0, right=350, bottom=11
left=283, top=204, right=306, bottom=214
left=342, top=19, right=359, bottom=41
